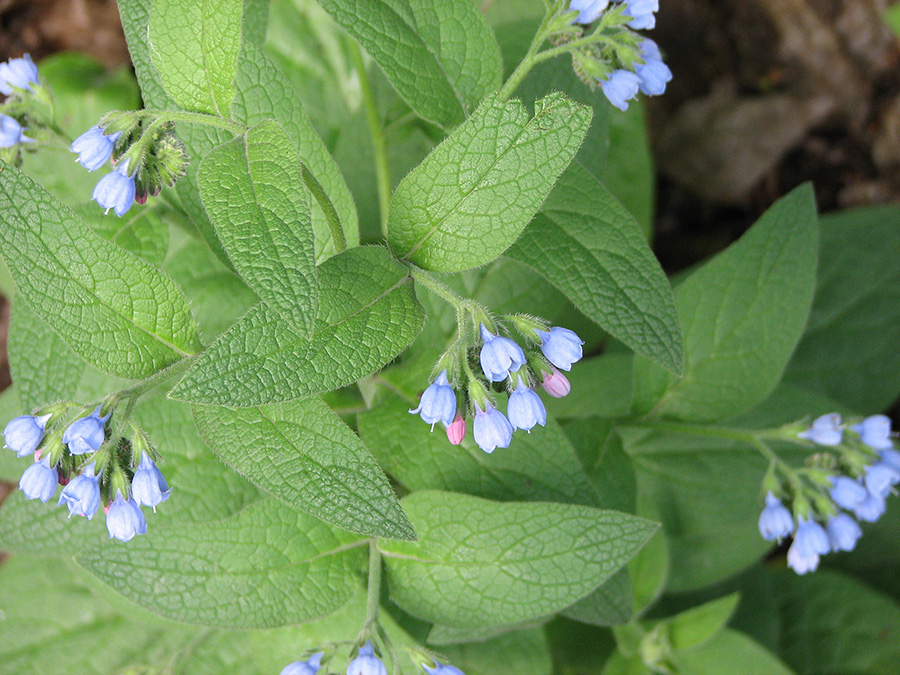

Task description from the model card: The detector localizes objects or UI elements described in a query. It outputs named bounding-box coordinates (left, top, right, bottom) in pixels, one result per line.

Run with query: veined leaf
left=0, top=162, right=202, bottom=379
left=388, top=93, right=591, bottom=272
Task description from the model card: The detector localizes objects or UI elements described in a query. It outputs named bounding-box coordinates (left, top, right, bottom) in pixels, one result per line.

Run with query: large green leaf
left=0, top=163, right=202, bottom=379
left=781, top=205, right=900, bottom=412
left=439, top=627, right=553, bottom=675
left=316, top=0, right=502, bottom=128
left=149, top=0, right=242, bottom=115
left=76, top=498, right=366, bottom=628
left=198, top=119, right=317, bottom=335
left=633, top=184, right=819, bottom=421
left=170, top=246, right=423, bottom=405
left=508, top=164, right=683, bottom=373
left=388, top=93, right=591, bottom=272
left=380, top=491, right=656, bottom=628
left=192, top=398, right=415, bottom=540
left=358, top=393, right=600, bottom=507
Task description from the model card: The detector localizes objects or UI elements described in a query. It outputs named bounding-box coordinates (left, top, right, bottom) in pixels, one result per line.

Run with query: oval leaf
left=193, top=398, right=415, bottom=541
left=388, top=93, right=592, bottom=272
left=380, top=491, right=657, bottom=628
left=0, top=162, right=201, bottom=379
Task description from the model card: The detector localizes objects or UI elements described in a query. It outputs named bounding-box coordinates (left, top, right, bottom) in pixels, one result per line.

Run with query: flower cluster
left=70, top=113, right=188, bottom=217
left=757, top=414, right=898, bottom=574
left=410, top=317, right=583, bottom=454
left=566, top=1, right=671, bottom=111
left=3, top=403, right=170, bottom=542
left=0, top=54, right=40, bottom=150
left=280, top=643, right=466, bottom=675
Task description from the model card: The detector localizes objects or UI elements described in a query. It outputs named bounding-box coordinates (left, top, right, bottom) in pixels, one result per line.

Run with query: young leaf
left=317, top=0, right=502, bottom=128
left=0, top=163, right=202, bottom=379
left=508, top=163, right=683, bottom=373
left=388, top=93, right=592, bottom=272
left=76, top=498, right=367, bottom=628
left=633, top=184, right=819, bottom=421
left=148, top=0, right=242, bottom=115
left=379, top=491, right=657, bottom=628
left=665, top=593, right=740, bottom=650
left=170, top=246, right=423, bottom=405
left=358, top=393, right=601, bottom=508
left=192, top=398, right=416, bottom=541
left=198, top=119, right=317, bottom=335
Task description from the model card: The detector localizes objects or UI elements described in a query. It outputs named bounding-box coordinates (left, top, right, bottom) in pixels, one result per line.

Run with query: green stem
left=302, top=165, right=346, bottom=253
left=124, top=109, right=247, bottom=135
left=497, top=11, right=555, bottom=101
left=364, top=540, right=382, bottom=630
left=116, top=355, right=199, bottom=401
left=349, top=39, right=392, bottom=236
left=406, top=265, right=467, bottom=308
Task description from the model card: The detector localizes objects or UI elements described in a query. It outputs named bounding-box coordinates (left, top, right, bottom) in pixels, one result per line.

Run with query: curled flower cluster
left=280, top=643, right=466, bottom=675
left=567, top=0, right=671, bottom=111
left=410, top=318, right=583, bottom=454
left=3, top=403, right=170, bottom=542
left=757, top=414, right=898, bottom=574
left=0, top=54, right=39, bottom=149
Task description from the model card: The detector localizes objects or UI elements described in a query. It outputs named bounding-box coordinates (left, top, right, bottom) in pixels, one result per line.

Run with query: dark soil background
left=0, top=0, right=897, bottom=401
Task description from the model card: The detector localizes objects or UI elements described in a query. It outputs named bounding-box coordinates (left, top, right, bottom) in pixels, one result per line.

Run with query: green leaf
left=76, top=498, right=367, bottom=628
left=0, top=386, right=25, bottom=481
left=316, top=0, right=502, bottom=128
left=230, top=42, right=360, bottom=261
left=604, top=102, right=655, bottom=238
left=198, top=119, right=317, bottom=335
left=192, top=397, right=415, bottom=540
left=633, top=184, right=819, bottom=421
left=170, top=246, right=423, bottom=405
left=380, top=491, right=657, bottom=628
left=673, top=629, right=796, bottom=675
left=149, top=0, right=242, bottom=115
left=439, top=627, right=553, bottom=675
left=389, top=93, right=592, bottom=272
left=781, top=204, right=900, bottom=412
left=545, top=354, right=635, bottom=421
left=77, top=203, right=170, bottom=267
left=119, top=0, right=173, bottom=108
left=561, top=569, right=634, bottom=627
left=508, top=163, right=682, bottom=373
left=358, top=393, right=601, bottom=507
left=0, top=163, right=202, bottom=379
left=665, top=593, right=740, bottom=651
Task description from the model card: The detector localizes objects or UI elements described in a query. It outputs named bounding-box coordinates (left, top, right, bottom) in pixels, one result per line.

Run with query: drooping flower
left=826, top=513, right=862, bottom=553
left=0, top=114, right=34, bottom=147
left=828, top=476, right=868, bottom=511
left=534, top=326, right=584, bottom=371
left=798, top=413, right=842, bottom=446
left=479, top=325, right=526, bottom=382
left=635, top=39, right=672, bottom=96
left=58, top=462, right=101, bottom=519
left=853, top=490, right=886, bottom=523
left=568, top=0, right=609, bottom=24
left=92, top=165, right=136, bottom=217
left=131, top=453, right=171, bottom=511
left=507, top=377, right=547, bottom=433
left=19, top=456, right=58, bottom=502
left=423, top=659, right=467, bottom=675
left=472, top=403, right=513, bottom=454
left=757, top=491, right=794, bottom=541
left=71, top=125, right=122, bottom=171
left=347, top=642, right=387, bottom=675
left=786, top=516, right=830, bottom=574
left=105, top=491, right=147, bottom=542
left=622, top=0, right=659, bottom=30
left=851, top=414, right=893, bottom=450
left=541, top=368, right=571, bottom=398
left=863, top=461, right=900, bottom=499
left=409, top=370, right=456, bottom=428
left=279, top=652, right=323, bottom=675
left=600, top=70, right=641, bottom=111
left=0, top=54, right=39, bottom=95
left=880, top=448, right=900, bottom=474
left=446, top=414, right=466, bottom=445
left=3, top=413, right=51, bottom=458
left=62, top=405, right=109, bottom=455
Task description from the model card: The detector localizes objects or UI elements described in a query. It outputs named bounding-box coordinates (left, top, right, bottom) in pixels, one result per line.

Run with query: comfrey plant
left=0, top=1, right=897, bottom=674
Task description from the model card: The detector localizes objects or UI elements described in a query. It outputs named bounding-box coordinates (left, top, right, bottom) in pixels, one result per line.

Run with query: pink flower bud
left=541, top=369, right=571, bottom=398
left=446, top=414, right=466, bottom=445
